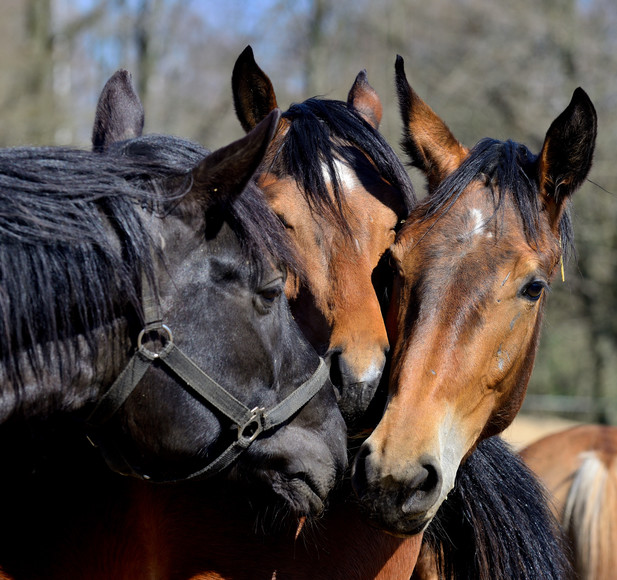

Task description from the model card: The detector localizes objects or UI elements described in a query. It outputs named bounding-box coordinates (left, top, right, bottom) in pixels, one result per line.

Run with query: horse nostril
left=401, top=458, right=442, bottom=515
left=418, top=461, right=440, bottom=493
left=324, top=347, right=342, bottom=365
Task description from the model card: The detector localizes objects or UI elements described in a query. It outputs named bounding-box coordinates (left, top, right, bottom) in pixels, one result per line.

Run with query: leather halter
left=86, top=275, right=329, bottom=483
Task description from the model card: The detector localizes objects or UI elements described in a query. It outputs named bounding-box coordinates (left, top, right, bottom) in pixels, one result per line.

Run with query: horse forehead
left=328, top=160, right=401, bottom=233
left=263, top=167, right=396, bottom=244
left=323, top=158, right=357, bottom=191
left=260, top=175, right=304, bottom=216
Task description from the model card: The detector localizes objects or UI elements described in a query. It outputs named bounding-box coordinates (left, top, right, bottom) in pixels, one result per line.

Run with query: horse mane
left=0, top=138, right=297, bottom=397
left=419, top=138, right=575, bottom=260
left=274, top=98, right=416, bottom=229
left=425, top=436, right=573, bottom=580
left=0, top=147, right=156, bottom=392
left=116, top=135, right=300, bottom=279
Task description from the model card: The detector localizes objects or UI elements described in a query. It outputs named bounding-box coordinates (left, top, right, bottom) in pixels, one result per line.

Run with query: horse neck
left=0, top=316, right=132, bottom=424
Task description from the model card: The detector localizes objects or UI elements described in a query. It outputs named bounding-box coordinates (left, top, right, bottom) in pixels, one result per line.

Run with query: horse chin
left=232, top=448, right=341, bottom=518
left=270, top=474, right=326, bottom=517
left=361, top=505, right=434, bottom=538
left=233, top=466, right=329, bottom=519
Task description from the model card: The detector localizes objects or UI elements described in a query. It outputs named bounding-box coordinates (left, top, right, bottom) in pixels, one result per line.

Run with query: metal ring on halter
left=238, top=407, right=266, bottom=445
left=137, top=324, right=174, bottom=359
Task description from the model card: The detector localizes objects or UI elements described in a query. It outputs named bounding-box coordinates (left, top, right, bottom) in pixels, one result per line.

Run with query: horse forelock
left=117, top=134, right=301, bottom=281
left=276, top=98, right=415, bottom=231
left=419, top=138, right=574, bottom=260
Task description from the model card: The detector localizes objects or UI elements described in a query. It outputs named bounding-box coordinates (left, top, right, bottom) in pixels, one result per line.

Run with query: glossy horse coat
left=352, top=56, right=597, bottom=536
left=0, top=65, right=573, bottom=580
left=0, top=65, right=407, bottom=580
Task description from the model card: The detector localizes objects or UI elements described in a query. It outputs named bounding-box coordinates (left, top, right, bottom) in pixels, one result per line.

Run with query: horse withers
left=352, top=55, right=597, bottom=537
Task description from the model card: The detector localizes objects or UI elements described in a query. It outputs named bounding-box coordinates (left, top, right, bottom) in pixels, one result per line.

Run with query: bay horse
left=0, top=104, right=347, bottom=516
left=232, top=45, right=415, bottom=426
left=352, top=54, right=597, bottom=545
left=521, top=424, right=617, bottom=580
left=227, top=50, right=573, bottom=579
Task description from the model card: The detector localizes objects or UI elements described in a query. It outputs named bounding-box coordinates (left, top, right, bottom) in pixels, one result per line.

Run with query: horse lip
left=335, top=380, right=380, bottom=424
left=282, top=474, right=326, bottom=516
left=366, top=510, right=432, bottom=538
left=296, top=477, right=325, bottom=514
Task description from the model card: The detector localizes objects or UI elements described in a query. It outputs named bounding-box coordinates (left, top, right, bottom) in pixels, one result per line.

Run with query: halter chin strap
left=86, top=276, right=329, bottom=483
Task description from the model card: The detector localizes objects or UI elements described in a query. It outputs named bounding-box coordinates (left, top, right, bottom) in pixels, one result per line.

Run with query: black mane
left=0, top=137, right=296, bottom=393
left=0, top=147, right=156, bottom=392
left=421, top=138, right=574, bottom=259
left=275, top=98, right=416, bottom=228
left=115, top=135, right=299, bottom=278
left=426, top=436, right=573, bottom=579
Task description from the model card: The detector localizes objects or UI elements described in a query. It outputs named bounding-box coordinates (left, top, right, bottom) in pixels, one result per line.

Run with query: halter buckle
left=137, top=323, right=174, bottom=359
left=238, top=407, right=266, bottom=445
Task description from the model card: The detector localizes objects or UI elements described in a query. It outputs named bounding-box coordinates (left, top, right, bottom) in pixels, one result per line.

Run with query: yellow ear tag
left=559, top=238, right=565, bottom=282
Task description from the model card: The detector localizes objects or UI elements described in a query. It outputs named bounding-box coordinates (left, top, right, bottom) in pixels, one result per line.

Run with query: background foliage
left=3, top=0, right=616, bottom=422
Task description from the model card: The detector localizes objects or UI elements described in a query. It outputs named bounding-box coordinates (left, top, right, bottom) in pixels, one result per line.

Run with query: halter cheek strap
left=86, top=277, right=329, bottom=483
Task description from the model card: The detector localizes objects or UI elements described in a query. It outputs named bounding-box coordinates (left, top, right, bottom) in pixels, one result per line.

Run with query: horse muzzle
left=351, top=441, right=448, bottom=537
left=329, top=351, right=386, bottom=425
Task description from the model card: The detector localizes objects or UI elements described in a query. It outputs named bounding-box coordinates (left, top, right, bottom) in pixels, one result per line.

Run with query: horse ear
left=232, top=45, right=279, bottom=133
left=347, top=70, right=382, bottom=129
left=395, top=55, right=468, bottom=191
left=92, top=69, right=144, bottom=151
left=192, top=109, right=281, bottom=206
left=537, top=87, right=597, bottom=231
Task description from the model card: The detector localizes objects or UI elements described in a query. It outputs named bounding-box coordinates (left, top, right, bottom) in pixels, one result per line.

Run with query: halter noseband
left=86, top=275, right=329, bottom=483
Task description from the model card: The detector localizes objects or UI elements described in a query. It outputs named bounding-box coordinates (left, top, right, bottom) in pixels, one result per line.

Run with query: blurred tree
left=0, top=0, right=614, bottom=421
left=0, top=0, right=108, bottom=146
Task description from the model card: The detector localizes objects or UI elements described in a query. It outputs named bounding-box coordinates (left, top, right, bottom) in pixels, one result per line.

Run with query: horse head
left=352, top=56, right=597, bottom=535
left=231, top=46, right=415, bottom=425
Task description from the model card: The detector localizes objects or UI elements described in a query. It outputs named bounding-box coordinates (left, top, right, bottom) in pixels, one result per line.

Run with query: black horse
left=0, top=100, right=346, bottom=516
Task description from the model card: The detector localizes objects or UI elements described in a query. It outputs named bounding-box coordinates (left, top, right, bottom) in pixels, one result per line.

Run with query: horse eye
left=260, top=286, right=282, bottom=303
left=522, top=281, right=545, bottom=301
left=256, top=277, right=285, bottom=311
left=276, top=213, right=293, bottom=230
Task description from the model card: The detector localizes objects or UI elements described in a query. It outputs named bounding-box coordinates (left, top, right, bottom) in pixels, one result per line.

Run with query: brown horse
left=0, top=61, right=573, bottom=580
left=352, top=55, right=597, bottom=538
left=22, top=59, right=568, bottom=580
left=521, top=424, right=617, bottom=580
left=85, top=56, right=570, bottom=580
left=232, top=46, right=415, bottom=426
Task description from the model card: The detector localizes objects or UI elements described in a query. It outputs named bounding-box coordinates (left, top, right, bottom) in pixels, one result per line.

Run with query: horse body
left=352, top=55, right=597, bottom=538
left=521, top=424, right=617, bottom=580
